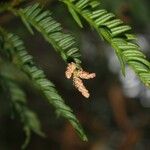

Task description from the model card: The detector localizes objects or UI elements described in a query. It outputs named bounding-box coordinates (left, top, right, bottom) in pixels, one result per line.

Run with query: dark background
left=0, top=0, right=150, bottom=149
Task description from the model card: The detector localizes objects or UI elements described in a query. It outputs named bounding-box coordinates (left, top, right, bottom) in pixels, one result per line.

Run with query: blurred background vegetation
left=0, top=0, right=150, bottom=149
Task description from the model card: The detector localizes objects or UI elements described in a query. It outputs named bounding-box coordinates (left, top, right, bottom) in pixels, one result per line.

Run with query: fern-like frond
left=63, top=0, right=150, bottom=87
left=0, top=28, right=87, bottom=142
left=3, top=79, right=44, bottom=149
left=10, top=3, right=81, bottom=65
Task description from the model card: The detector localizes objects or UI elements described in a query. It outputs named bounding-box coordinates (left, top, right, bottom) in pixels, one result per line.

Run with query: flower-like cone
left=77, top=70, right=96, bottom=79
left=73, top=76, right=90, bottom=98
left=65, top=62, right=96, bottom=99
left=65, top=62, right=76, bottom=79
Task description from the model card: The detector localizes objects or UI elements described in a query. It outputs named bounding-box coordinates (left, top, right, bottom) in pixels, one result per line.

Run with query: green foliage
left=0, top=28, right=87, bottom=143
left=62, top=0, right=150, bottom=87
left=3, top=79, right=44, bottom=149
left=11, top=3, right=82, bottom=65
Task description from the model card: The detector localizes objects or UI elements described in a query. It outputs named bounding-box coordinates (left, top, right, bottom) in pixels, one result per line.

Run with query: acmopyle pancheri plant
left=0, top=0, right=150, bottom=149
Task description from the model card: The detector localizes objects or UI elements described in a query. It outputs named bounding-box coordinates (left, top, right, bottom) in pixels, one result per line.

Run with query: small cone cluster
left=65, top=62, right=96, bottom=98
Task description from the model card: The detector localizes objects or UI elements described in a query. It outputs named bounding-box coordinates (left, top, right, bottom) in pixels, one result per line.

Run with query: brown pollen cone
left=65, top=62, right=76, bottom=79
left=73, top=76, right=90, bottom=98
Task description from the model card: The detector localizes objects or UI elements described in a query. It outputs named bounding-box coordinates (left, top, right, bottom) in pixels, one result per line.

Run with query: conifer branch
left=0, top=27, right=87, bottom=142
left=62, top=0, right=150, bottom=87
